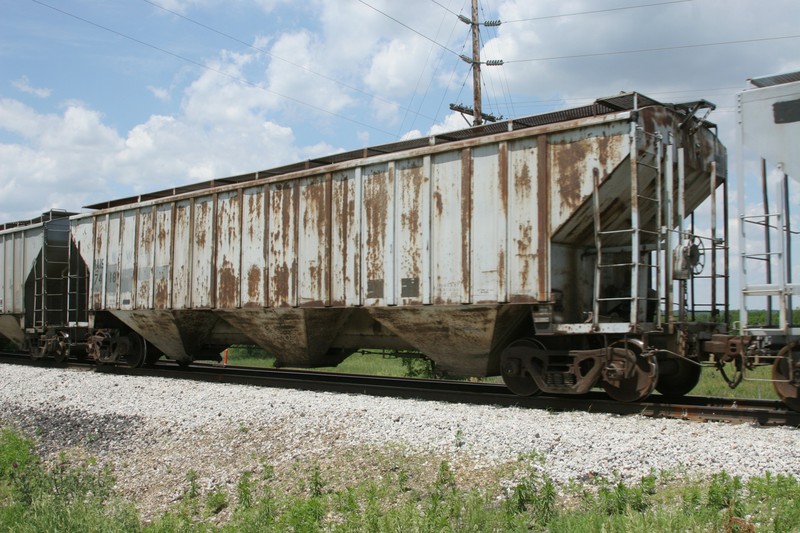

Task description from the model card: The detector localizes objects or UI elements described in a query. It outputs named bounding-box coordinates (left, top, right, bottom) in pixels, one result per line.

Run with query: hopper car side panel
left=67, top=96, right=726, bottom=395
left=70, top=107, right=661, bottom=373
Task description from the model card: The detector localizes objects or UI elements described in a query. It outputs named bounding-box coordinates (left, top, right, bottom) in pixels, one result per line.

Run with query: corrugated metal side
left=431, top=150, right=467, bottom=304
left=171, top=200, right=190, bottom=309
left=396, top=157, right=428, bottom=306
left=0, top=226, right=43, bottom=314
left=297, top=175, right=329, bottom=307
left=331, top=169, right=360, bottom=306
left=362, top=162, right=393, bottom=306
left=192, top=195, right=214, bottom=308
left=269, top=182, right=297, bottom=307
left=506, top=137, right=539, bottom=302
left=120, top=210, right=137, bottom=309
left=216, top=190, right=241, bottom=309
left=135, top=206, right=154, bottom=309
left=73, top=112, right=641, bottom=316
left=241, top=185, right=267, bottom=308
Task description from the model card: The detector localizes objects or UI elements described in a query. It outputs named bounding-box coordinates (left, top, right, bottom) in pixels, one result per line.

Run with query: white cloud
left=147, top=85, right=171, bottom=102
left=264, top=30, right=354, bottom=117
left=12, top=76, right=51, bottom=99
left=0, top=47, right=339, bottom=221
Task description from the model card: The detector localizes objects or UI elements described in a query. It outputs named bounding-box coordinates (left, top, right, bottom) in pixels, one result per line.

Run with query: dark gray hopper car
left=0, top=210, right=87, bottom=359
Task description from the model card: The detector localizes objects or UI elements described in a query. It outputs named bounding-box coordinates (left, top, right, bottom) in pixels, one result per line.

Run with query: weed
left=454, top=427, right=465, bottom=448
left=400, top=355, right=438, bottom=378
left=236, top=471, right=254, bottom=509
left=309, top=463, right=325, bottom=497
left=206, top=487, right=228, bottom=515
left=707, top=470, right=743, bottom=517
left=185, top=468, right=200, bottom=500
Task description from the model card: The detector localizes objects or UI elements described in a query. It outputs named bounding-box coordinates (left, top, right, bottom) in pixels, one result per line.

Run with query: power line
left=505, top=34, right=800, bottom=63
left=503, top=0, right=693, bottom=23
left=429, top=0, right=460, bottom=17
left=29, top=0, right=398, bottom=137
left=356, top=0, right=461, bottom=57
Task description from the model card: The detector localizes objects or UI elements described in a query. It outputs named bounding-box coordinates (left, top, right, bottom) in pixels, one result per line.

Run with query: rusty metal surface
left=69, top=97, right=725, bottom=370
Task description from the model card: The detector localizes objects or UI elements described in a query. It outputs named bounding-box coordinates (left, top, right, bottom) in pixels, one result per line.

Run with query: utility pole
left=450, top=0, right=503, bottom=126
left=470, top=0, right=482, bottom=126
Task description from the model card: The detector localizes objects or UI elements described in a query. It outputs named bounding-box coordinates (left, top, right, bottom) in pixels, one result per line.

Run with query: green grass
left=2, top=426, right=799, bottom=532
left=692, top=364, right=780, bottom=400
left=227, top=346, right=782, bottom=400
left=0, top=427, right=140, bottom=532
left=225, top=346, right=436, bottom=378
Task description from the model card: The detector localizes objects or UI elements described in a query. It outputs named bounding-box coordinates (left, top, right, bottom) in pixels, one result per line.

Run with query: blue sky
left=1, top=0, right=799, bottom=223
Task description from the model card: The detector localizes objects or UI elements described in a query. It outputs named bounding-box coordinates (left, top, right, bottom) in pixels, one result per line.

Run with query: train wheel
left=601, top=340, right=658, bottom=403
left=29, top=340, right=44, bottom=361
left=500, top=339, right=542, bottom=396
left=122, top=332, right=146, bottom=369
left=772, top=344, right=800, bottom=412
left=53, top=332, right=71, bottom=363
left=654, top=357, right=701, bottom=399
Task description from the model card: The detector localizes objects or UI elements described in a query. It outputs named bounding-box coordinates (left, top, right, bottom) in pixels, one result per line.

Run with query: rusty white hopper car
left=2, top=92, right=736, bottom=404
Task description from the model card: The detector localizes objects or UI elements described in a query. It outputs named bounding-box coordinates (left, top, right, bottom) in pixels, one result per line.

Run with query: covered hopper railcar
left=2, top=91, right=766, bottom=406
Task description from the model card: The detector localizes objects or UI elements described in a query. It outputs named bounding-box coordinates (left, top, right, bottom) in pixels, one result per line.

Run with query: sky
left=0, top=0, right=797, bottom=220
left=1, top=0, right=799, bottom=302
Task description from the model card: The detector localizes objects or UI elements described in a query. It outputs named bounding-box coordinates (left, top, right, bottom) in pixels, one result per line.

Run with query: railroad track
left=2, top=351, right=798, bottom=427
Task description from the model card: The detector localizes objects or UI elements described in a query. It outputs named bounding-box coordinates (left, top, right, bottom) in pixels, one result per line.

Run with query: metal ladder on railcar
left=740, top=164, right=798, bottom=337
left=32, top=216, right=71, bottom=330
left=591, top=124, right=664, bottom=331
left=66, top=235, right=89, bottom=327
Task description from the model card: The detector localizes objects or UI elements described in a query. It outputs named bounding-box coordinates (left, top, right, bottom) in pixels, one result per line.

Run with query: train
left=1, top=75, right=798, bottom=410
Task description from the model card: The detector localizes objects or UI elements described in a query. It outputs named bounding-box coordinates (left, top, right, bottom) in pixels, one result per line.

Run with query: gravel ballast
left=1, top=363, right=799, bottom=518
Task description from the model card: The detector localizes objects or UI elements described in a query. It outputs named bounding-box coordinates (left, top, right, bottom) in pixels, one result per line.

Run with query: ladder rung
left=598, top=263, right=637, bottom=268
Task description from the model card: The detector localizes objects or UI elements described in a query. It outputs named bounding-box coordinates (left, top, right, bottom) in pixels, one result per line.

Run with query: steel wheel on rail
left=500, top=338, right=543, bottom=397
left=53, top=331, right=71, bottom=363
left=773, top=343, right=800, bottom=412
left=654, top=356, right=701, bottom=399
left=28, top=337, right=44, bottom=361
left=601, top=339, right=658, bottom=403
left=122, top=332, right=146, bottom=369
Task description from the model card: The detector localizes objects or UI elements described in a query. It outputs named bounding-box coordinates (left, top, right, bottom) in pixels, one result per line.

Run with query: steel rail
left=1, top=352, right=798, bottom=426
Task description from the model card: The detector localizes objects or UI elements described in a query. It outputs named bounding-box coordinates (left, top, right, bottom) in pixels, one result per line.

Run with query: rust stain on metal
left=325, top=172, right=333, bottom=307
left=516, top=223, right=532, bottom=290
left=460, top=148, right=472, bottom=299
left=95, top=220, right=104, bottom=255
left=154, top=277, right=168, bottom=309
left=269, top=183, right=295, bottom=306
left=364, top=167, right=389, bottom=293
left=301, top=177, right=328, bottom=301
left=433, top=190, right=443, bottom=217
left=400, top=164, right=424, bottom=281
left=536, top=135, right=549, bottom=301
left=195, top=200, right=209, bottom=250
left=246, top=190, right=259, bottom=241
left=554, top=140, right=586, bottom=211
left=217, top=258, right=237, bottom=308
left=498, top=142, right=509, bottom=215
left=272, top=263, right=291, bottom=307
left=137, top=210, right=154, bottom=306
left=332, top=173, right=350, bottom=306
left=245, top=264, right=261, bottom=307
left=497, top=249, right=505, bottom=289
left=515, top=160, right=532, bottom=198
